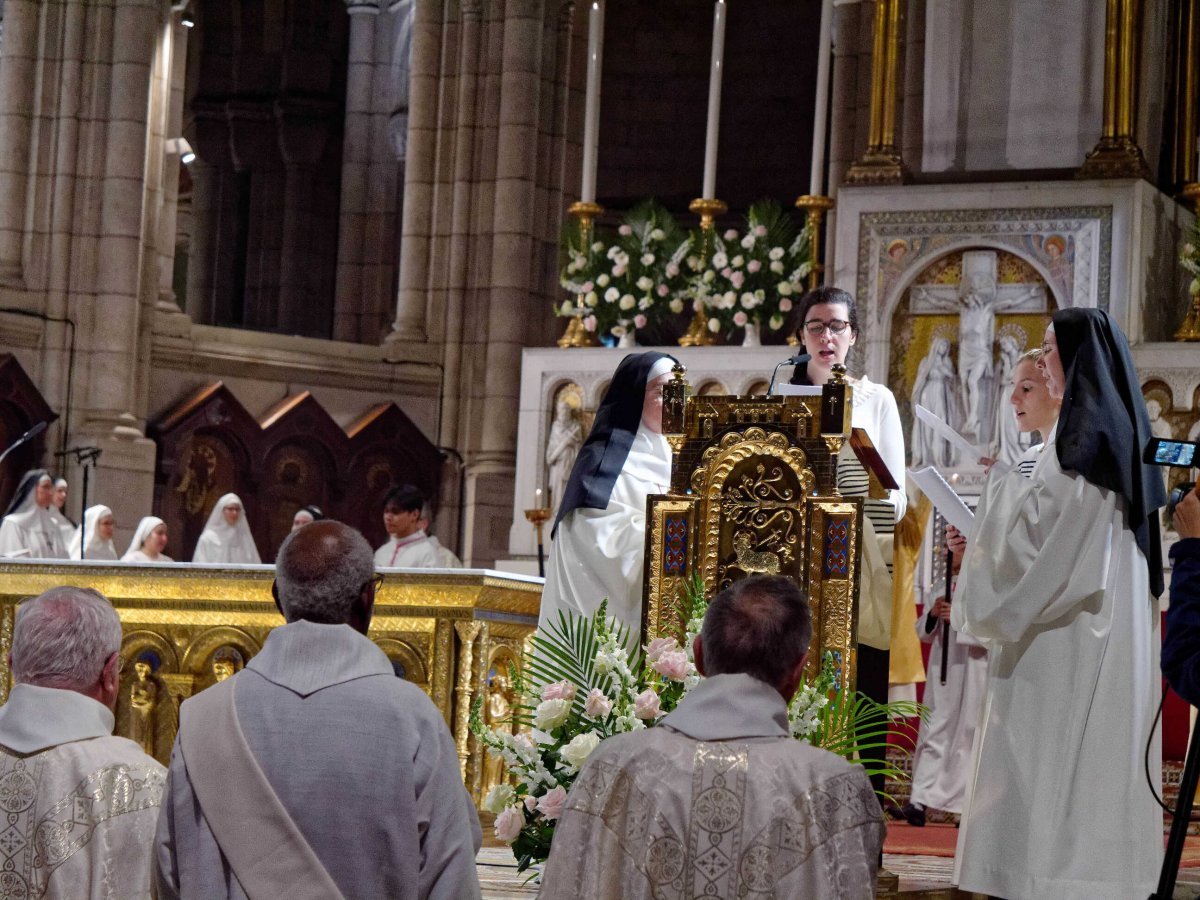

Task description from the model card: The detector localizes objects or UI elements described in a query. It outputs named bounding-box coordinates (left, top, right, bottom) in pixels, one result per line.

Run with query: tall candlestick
left=581, top=1, right=605, bottom=204
left=702, top=0, right=727, bottom=199
left=809, top=0, right=833, bottom=196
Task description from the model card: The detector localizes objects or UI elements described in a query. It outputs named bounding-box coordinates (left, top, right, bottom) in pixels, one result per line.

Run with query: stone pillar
left=0, top=0, right=36, bottom=282
left=154, top=13, right=191, bottom=329
left=1078, top=0, right=1152, bottom=178
left=844, top=0, right=906, bottom=185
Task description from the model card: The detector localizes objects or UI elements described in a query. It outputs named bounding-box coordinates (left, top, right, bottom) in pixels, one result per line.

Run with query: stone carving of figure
left=545, top=395, right=583, bottom=511
left=910, top=337, right=962, bottom=467
left=211, top=646, right=245, bottom=683
left=128, top=659, right=159, bottom=757
left=1146, top=398, right=1173, bottom=493
left=992, top=335, right=1032, bottom=464
left=481, top=671, right=514, bottom=796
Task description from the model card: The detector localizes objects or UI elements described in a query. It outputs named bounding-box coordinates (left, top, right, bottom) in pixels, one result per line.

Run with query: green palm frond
left=810, top=689, right=923, bottom=778
left=746, top=199, right=797, bottom=250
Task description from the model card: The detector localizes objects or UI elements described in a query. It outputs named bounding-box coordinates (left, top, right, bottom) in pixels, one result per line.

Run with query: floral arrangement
left=559, top=200, right=690, bottom=343
left=683, top=200, right=813, bottom=337
left=557, top=199, right=813, bottom=344
left=1182, top=218, right=1200, bottom=300
left=472, top=578, right=917, bottom=874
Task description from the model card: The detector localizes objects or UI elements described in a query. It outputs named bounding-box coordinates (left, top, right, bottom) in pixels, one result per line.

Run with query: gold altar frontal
left=0, top=562, right=540, bottom=808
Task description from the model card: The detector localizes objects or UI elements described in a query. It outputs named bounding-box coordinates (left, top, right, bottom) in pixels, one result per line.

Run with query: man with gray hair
left=0, top=586, right=165, bottom=898
left=156, top=520, right=482, bottom=899
left=540, top=575, right=884, bottom=899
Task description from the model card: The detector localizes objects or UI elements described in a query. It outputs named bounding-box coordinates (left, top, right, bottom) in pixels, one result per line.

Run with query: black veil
left=1052, top=308, right=1167, bottom=596
left=552, top=352, right=675, bottom=536
left=4, top=469, right=48, bottom=518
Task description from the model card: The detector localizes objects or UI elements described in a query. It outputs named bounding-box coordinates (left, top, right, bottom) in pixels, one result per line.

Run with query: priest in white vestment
left=951, top=309, right=1166, bottom=900
left=539, top=352, right=675, bottom=647
left=191, top=493, right=262, bottom=564
left=157, top=521, right=481, bottom=899
left=374, top=484, right=441, bottom=568
left=0, top=469, right=69, bottom=558
left=539, top=575, right=883, bottom=899
left=1, top=585, right=166, bottom=899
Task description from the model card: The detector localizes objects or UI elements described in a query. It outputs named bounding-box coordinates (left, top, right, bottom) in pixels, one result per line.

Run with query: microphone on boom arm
left=766, top=352, right=812, bottom=395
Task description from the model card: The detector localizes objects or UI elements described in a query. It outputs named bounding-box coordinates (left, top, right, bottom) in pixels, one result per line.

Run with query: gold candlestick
left=1175, top=184, right=1200, bottom=341
left=679, top=198, right=727, bottom=346
left=524, top=506, right=552, bottom=577
left=794, top=194, right=835, bottom=291
left=559, top=201, right=606, bottom=348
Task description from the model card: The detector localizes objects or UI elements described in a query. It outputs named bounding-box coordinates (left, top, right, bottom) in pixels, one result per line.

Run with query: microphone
left=53, top=446, right=102, bottom=462
left=767, top=353, right=812, bottom=395
left=0, top=421, right=48, bottom=466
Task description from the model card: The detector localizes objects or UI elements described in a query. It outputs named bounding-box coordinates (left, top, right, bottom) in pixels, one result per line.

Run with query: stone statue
left=1146, top=399, right=1173, bottom=493
left=910, top=337, right=962, bottom=467
left=911, top=251, right=1045, bottom=441
left=128, top=658, right=159, bottom=757
left=211, top=646, right=244, bottom=683
left=992, top=333, right=1031, bottom=464
left=545, top=394, right=583, bottom=511
left=481, top=671, right=514, bottom=796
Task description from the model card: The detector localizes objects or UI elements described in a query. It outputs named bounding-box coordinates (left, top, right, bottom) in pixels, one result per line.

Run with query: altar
left=0, top=561, right=540, bottom=809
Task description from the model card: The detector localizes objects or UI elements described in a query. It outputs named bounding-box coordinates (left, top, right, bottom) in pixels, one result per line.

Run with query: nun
left=49, top=477, right=76, bottom=546
left=539, top=352, right=675, bottom=646
left=192, top=493, right=262, bottom=564
left=123, top=516, right=173, bottom=562
left=0, top=470, right=68, bottom=559
left=951, top=309, right=1165, bottom=900
left=291, top=505, right=324, bottom=532
left=67, top=504, right=119, bottom=560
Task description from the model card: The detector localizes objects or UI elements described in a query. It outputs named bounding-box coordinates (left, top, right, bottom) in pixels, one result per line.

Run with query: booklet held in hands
left=909, top=466, right=974, bottom=534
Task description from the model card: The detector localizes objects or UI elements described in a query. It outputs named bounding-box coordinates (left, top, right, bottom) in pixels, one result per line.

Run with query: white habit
left=374, top=529, right=441, bottom=568
left=68, top=504, right=119, bottom=560
left=0, top=496, right=68, bottom=559
left=539, top=673, right=884, bottom=899
left=951, top=432, right=1161, bottom=899
left=539, top=424, right=671, bottom=644
left=0, top=683, right=166, bottom=899
left=192, top=493, right=261, bottom=564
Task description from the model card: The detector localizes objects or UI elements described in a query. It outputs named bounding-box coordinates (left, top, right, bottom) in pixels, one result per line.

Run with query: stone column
left=154, top=13, right=192, bottom=330
left=0, top=0, right=37, bottom=282
left=1078, top=0, right=1151, bottom=178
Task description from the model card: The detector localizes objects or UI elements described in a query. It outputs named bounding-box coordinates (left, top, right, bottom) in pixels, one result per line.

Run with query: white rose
left=604, top=287, right=619, bottom=303
left=769, top=246, right=784, bottom=260
left=731, top=255, right=745, bottom=268
left=712, top=252, right=728, bottom=268
left=669, top=298, right=684, bottom=314
left=584, top=291, right=598, bottom=307
left=740, top=292, right=756, bottom=309
left=778, top=281, right=793, bottom=296
left=591, top=241, right=604, bottom=253
left=636, top=276, right=654, bottom=292
left=597, top=273, right=610, bottom=287
left=740, top=234, right=754, bottom=249
left=533, top=697, right=572, bottom=730
left=641, top=253, right=655, bottom=266
left=702, top=269, right=716, bottom=284
left=619, top=294, right=636, bottom=311
left=770, top=260, right=785, bottom=274
left=560, top=300, right=574, bottom=315
left=482, top=783, right=516, bottom=814
left=559, top=731, right=602, bottom=770
left=769, top=315, right=784, bottom=330
left=708, top=317, right=721, bottom=332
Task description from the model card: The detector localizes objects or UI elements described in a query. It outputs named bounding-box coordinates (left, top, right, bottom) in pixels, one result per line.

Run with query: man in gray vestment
left=0, top=586, right=165, bottom=899
left=539, top=575, right=884, bottom=899
left=155, top=520, right=481, bottom=899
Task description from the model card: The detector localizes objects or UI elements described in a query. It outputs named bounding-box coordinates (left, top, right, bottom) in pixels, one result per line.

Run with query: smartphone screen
left=1147, top=439, right=1198, bottom=467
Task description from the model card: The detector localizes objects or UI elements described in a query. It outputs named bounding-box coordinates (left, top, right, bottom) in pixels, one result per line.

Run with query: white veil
left=193, top=493, right=261, bottom=564
left=68, top=505, right=117, bottom=560
left=123, top=516, right=166, bottom=560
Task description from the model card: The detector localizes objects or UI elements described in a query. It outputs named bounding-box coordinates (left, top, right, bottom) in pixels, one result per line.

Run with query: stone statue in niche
left=911, top=251, right=1045, bottom=442
left=910, top=336, right=961, bottom=467
left=545, top=388, right=584, bottom=511
left=480, top=669, right=515, bottom=796
left=992, top=329, right=1033, bottom=465
left=128, top=654, right=161, bottom=757
left=211, top=646, right=245, bottom=683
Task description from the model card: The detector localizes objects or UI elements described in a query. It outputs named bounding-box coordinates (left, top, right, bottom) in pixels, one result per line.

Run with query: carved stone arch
left=180, top=625, right=261, bottom=676
left=1141, top=378, right=1175, bottom=412
left=120, top=630, right=181, bottom=674
left=374, top=637, right=428, bottom=690
left=695, top=379, right=728, bottom=396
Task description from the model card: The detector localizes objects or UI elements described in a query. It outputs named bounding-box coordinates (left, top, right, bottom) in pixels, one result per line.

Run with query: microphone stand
left=766, top=353, right=812, bottom=395
left=0, top=421, right=49, bottom=467
left=54, top=446, right=101, bottom=560
left=1152, top=710, right=1200, bottom=898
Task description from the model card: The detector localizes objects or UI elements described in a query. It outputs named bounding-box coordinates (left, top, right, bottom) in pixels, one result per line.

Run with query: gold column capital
left=844, top=0, right=906, bottom=186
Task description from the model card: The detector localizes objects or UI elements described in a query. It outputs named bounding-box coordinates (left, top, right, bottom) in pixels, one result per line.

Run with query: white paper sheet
left=914, top=404, right=983, bottom=463
left=909, top=465, right=974, bottom=534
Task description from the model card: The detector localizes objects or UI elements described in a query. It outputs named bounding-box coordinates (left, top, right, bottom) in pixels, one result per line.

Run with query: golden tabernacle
left=0, top=562, right=539, bottom=808
left=643, top=362, right=864, bottom=691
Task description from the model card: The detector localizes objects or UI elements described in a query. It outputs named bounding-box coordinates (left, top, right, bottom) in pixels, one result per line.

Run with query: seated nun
left=539, top=352, right=675, bottom=647
left=123, top=516, right=173, bottom=563
left=191, top=493, right=262, bottom=564
left=0, top=470, right=68, bottom=559
left=68, top=505, right=119, bottom=560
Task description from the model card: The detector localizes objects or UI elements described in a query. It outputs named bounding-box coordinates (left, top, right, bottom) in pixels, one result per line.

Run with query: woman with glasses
left=791, top=285, right=907, bottom=797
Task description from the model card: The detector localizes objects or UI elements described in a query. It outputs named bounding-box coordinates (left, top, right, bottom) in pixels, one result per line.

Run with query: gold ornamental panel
left=804, top=499, right=863, bottom=691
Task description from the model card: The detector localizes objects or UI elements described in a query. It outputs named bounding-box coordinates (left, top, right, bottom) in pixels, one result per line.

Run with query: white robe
left=539, top=425, right=671, bottom=646
left=68, top=504, right=119, bottom=560
left=374, top=530, right=440, bottom=568
left=951, top=433, right=1161, bottom=899
left=0, top=504, right=68, bottom=559
left=908, top=589, right=987, bottom=813
left=192, top=494, right=261, bottom=565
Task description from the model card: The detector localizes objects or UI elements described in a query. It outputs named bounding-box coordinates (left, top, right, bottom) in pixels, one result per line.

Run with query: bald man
left=156, top=521, right=481, bottom=900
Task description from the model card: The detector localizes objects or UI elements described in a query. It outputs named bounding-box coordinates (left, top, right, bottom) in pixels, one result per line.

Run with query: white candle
left=535, top=487, right=544, bottom=508
left=809, top=0, right=833, bottom=196
left=581, top=1, right=605, bottom=204
left=702, top=0, right=726, bottom=200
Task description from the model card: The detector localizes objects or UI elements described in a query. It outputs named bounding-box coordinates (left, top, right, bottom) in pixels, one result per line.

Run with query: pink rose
left=730, top=271, right=745, bottom=289
left=666, top=263, right=680, bottom=277
left=721, top=267, right=732, bottom=279
left=584, top=687, right=614, bottom=718
left=512, top=733, right=536, bottom=754
left=747, top=259, right=762, bottom=273
left=656, top=283, right=670, bottom=297
left=541, top=679, right=577, bottom=702
left=494, top=806, right=524, bottom=843
left=613, top=264, right=626, bottom=277
left=633, top=689, right=662, bottom=720
left=693, top=298, right=705, bottom=312
left=583, top=315, right=597, bottom=331
left=537, top=786, right=568, bottom=821
left=634, top=314, right=647, bottom=329
left=618, top=224, right=633, bottom=236
left=524, top=795, right=538, bottom=811
left=581, top=280, right=594, bottom=292
left=645, top=637, right=677, bottom=663
left=778, top=297, right=793, bottom=312
left=652, top=649, right=690, bottom=681
left=733, top=311, right=748, bottom=327
left=754, top=224, right=768, bottom=237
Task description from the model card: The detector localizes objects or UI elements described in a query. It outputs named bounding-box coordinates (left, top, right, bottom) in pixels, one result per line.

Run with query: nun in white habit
left=539, top=353, right=675, bottom=647
left=67, top=504, right=119, bottom=560
left=0, top=470, right=68, bottom=559
left=123, top=516, right=173, bottom=562
left=192, top=493, right=262, bottom=564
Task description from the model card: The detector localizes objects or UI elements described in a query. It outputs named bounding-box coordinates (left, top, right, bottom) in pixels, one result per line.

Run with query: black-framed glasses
left=803, top=319, right=850, bottom=336
left=369, top=573, right=385, bottom=594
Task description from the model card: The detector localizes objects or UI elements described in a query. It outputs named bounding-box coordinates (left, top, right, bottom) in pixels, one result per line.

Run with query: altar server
left=374, top=485, right=439, bottom=568
left=539, top=352, right=675, bottom=646
left=192, top=493, right=261, bottom=565
left=68, top=504, right=119, bottom=560
left=124, top=516, right=173, bottom=563
left=0, top=469, right=68, bottom=559
left=903, top=348, right=1059, bottom=826
left=419, top=503, right=463, bottom=567
left=952, top=309, right=1164, bottom=900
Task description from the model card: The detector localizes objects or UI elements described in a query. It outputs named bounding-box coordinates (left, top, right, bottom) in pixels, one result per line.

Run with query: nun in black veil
left=949, top=308, right=1165, bottom=900
left=0, top=469, right=68, bottom=559
left=539, top=352, right=676, bottom=646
